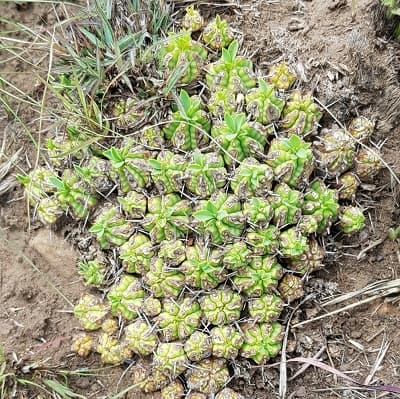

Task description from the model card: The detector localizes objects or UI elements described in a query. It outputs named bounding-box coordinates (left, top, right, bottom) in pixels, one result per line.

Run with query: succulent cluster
left=20, top=6, right=378, bottom=398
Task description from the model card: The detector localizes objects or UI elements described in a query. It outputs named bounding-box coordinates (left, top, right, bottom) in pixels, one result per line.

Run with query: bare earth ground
left=1, top=0, right=400, bottom=398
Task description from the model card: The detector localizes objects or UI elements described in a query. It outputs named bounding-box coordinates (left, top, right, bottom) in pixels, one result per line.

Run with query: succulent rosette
left=354, top=147, right=382, bottom=181
left=118, top=190, right=147, bottom=218
left=211, top=113, right=269, bottom=165
left=199, top=289, right=243, bottom=325
left=243, top=197, right=273, bottom=228
left=111, top=97, right=143, bottom=129
left=246, top=225, right=280, bottom=256
left=119, top=233, right=154, bottom=274
left=158, top=297, right=202, bottom=341
left=101, top=319, right=119, bottom=335
left=142, top=194, right=191, bottom=243
left=74, top=157, right=113, bottom=194
left=181, top=244, right=226, bottom=290
left=142, top=297, right=162, bottom=317
left=246, top=79, right=285, bottom=125
left=211, top=325, right=244, bottom=359
left=281, top=90, right=322, bottom=136
left=96, top=333, right=132, bottom=365
left=279, top=227, right=309, bottom=258
left=278, top=275, right=304, bottom=303
left=36, top=197, right=63, bottom=225
left=89, top=205, right=134, bottom=249
left=269, top=183, right=303, bottom=227
left=131, top=364, right=169, bottom=393
left=149, top=151, right=187, bottom=194
left=240, top=322, right=284, bottom=364
left=267, top=61, right=297, bottom=90
left=208, top=88, right=238, bottom=117
left=231, top=157, right=274, bottom=199
left=164, top=90, right=211, bottom=151
left=186, top=151, right=227, bottom=198
left=154, top=342, right=188, bottom=377
left=266, top=134, right=314, bottom=189
left=184, top=331, right=212, bottom=361
left=203, top=15, right=234, bottom=50
left=313, top=127, right=356, bottom=177
left=185, top=358, right=230, bottom=395
left=161, top=31, right=207, bottom=85
left=206, top=40, right=256, bottom=92
left=107, top=275, right=145, bottom=320
left=158, top=240, right=186, bottom=266
left=124, top=320, right=158, bottom=356
left=288, top=238, right=325, bottom=274
left=161, top=381, right=185, bottom=399
left=78, top=260, right=105, bottom=287
left=221, top=241, right=251, bottom=271
left=182, top=5, right=204, bottom=32
left=339, top=206, right=365, bottom=234
left=233, top=256, right=283, bottom=296
left=193, top=191, right=245, bottom=245
left=248, top=295, right=284, bottom=323
left=103, top=145, right=151, bottom=193
left=72, top=334, right=93, bottom=357
left=336, top=172, right=359, bottom=201
left=74, top=294, right=109, bottom=331
left=302, top=179, right=340, bottom=234
left=348, top=116, right=374, bottom=143
left=137, top=125, right=165, bottom=151
left=145, top=258, right=185, bottom=298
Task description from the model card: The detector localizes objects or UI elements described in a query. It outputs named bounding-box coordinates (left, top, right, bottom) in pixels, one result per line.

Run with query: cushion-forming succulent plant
left=243, top=197, right=274, bottom=228
left=246, top=79, right=285, bottom=125
left=137, top=125, right=165, bottom=151
left=142, top=194, right=191, bottom=243
left=221, top=241, right=251, bottom=271
left=184, top=331, right=212, bottom=361
left=107, top=275, right=145, bottom=320
left=208, top=88, right=238, bottom=117
left=182, top=5, right=204, bottom=32
left=269, top=183, right=303, bottom=227
left=266, top=135, right=314, bottom=189
left=267, top=62, right=297, bottom=90
left=186, top=151, right=227, bottom=198
left=118, top=191, right=147, bottom=218
left=154, top=342, right=188, bottom=377
left=206, top=40, right=256, bottom=92
left=164, top=90, right=211, bottom=151
left=181, top=244, right=226, bottom=290
left=50, top=171, right=97, bottom=219
left=145, top=258, right=185, bottom=298
left=158, top=297, right=202, bottom=341
left=313, top=127, right=356, bottom=177
left=199, top=289, right=243, bottom=325
left=216, top=388, right=245, bottom=399
left=231, top=157, right=274, bottom=199
left=149, top=151, right=186, bottom=194
left=124, top=319, right=158, bottom=356
left=240, top=322, right=283, bottom=364
left=302, top=179, right=340, bottom=234
left=211, top=325, right=244, bottom=359
left=339, top=206, right=365, bottom=234
left=278, top=274, right=304, bottom=303
left=211, top=113, right=269, bottom=165
left=74, top=157, right=113, bottom=194
left=90, top=205, right=134, bottom=249
left=354, top=147, right=382, bottom=181
left=101, top=319, right=119, bottom=335
left=194, top=191, right=245, bottom=245
left=161, top=31, right=208, bottom=85
left=161, top=380, right=186, bottom=399
left=36, top=197, right=63, bottom=225
left=288, top=238, right=325, bottom=274
left=203, top=15, right=235, bottom=50
left=74, top=294, right=109, bottom=331
left=335, top=172, right=359, bottom=201
left=119, top=234, right=154, bottom=274
left=71, top=334, right=93, bottom=357
left=281, top=90, right=322, bottom=136
left=131, top=363, right=169, bottom=393
left=111, top=97, right=142, bottom=129
left=279, top=227, right=309, bottom=258
left=185, top=358, right=230, bottom=395
left=246, top=226, right=280, bottom=256
left=103, top=145, right=151, bottom=193
left=248, top=294, right=284, bottom=323
left=233, top=256, right=283, bottom=296
left=348, top=116, right=374, bottom=143
left=78, top=260, right=105, bottom=287
left=96, top=333, right=132, bottom=365
left=158, top=240, right=186, bottom=266
left=142, top=297, right=162, bottom=317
